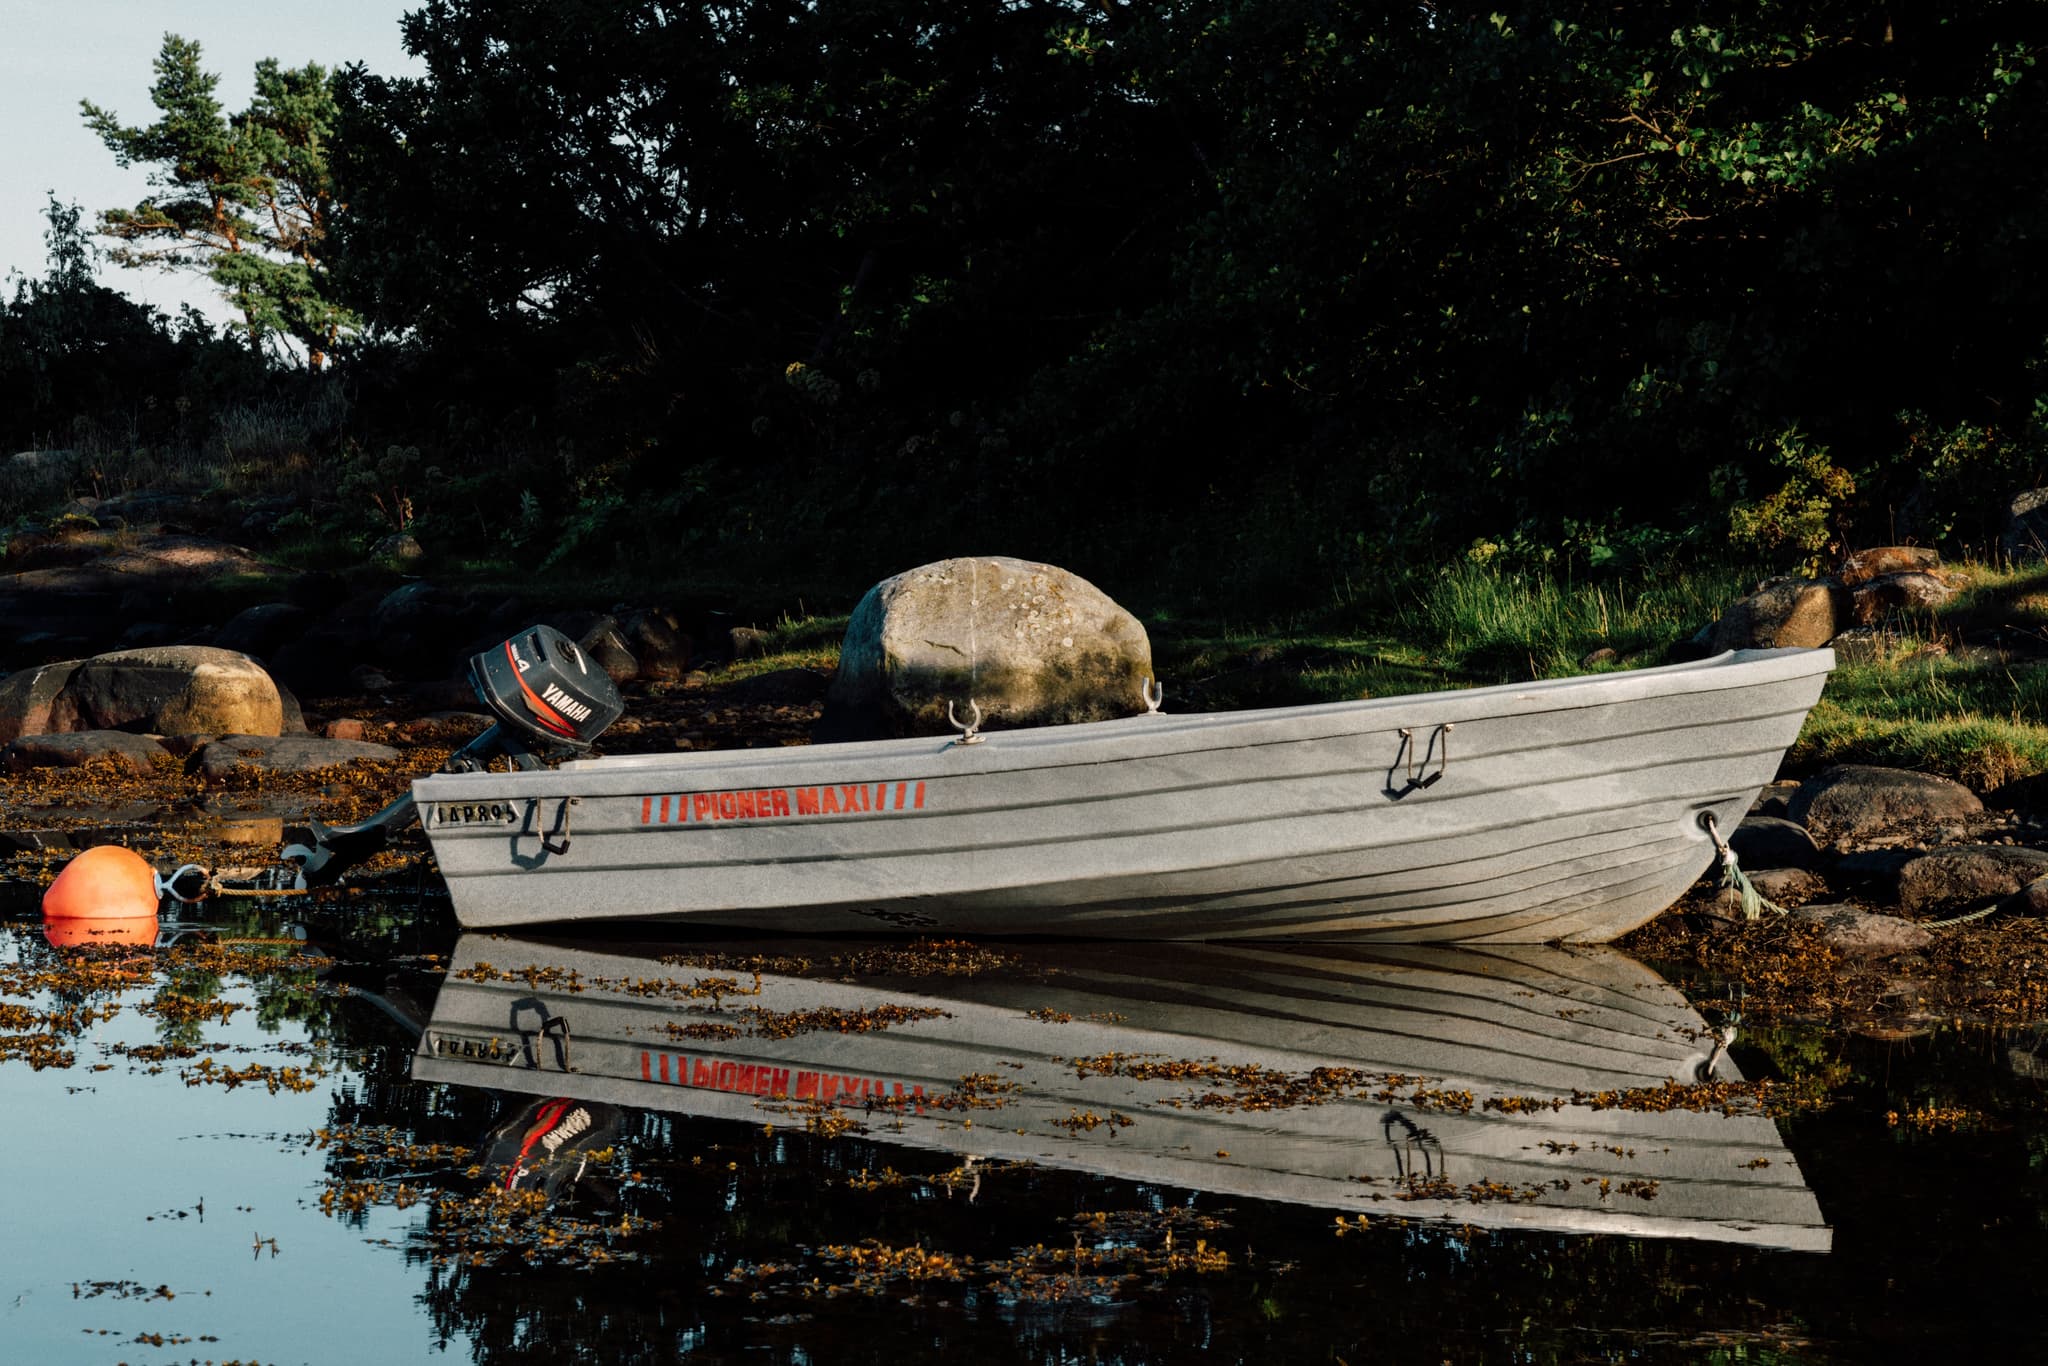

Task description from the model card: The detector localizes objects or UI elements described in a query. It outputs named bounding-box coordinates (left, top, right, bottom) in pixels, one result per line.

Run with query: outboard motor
left=281, top=624, right=624, bottom=884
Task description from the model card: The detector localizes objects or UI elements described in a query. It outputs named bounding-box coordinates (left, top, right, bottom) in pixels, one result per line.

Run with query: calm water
left=4, top=897, right=2047, bottom=1365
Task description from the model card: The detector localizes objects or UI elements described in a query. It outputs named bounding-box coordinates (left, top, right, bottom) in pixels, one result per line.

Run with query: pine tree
left=82, top=33, right=353, bottom=369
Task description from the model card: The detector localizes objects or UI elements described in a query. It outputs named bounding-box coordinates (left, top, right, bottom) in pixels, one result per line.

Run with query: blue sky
left=0, top=0, right=420, bottom=325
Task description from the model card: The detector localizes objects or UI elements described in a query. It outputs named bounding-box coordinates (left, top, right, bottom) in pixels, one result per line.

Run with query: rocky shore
left=4, top=502, right=2047, bottom=1030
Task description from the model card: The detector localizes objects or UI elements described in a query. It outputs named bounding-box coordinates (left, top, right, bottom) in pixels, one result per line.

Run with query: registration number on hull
left=431, top=801, right=520, bottom=827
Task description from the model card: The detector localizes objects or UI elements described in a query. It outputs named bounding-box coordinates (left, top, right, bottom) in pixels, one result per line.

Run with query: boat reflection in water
left=414, top=932, right=1830, bottom=1251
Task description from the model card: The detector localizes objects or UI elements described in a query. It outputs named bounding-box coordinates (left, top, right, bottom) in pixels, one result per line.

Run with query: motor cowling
left=467, top=624, right=624, bottom=751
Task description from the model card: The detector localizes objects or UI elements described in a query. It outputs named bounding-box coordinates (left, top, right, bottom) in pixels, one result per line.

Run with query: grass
left=725, top=561, right=2048, bottom=794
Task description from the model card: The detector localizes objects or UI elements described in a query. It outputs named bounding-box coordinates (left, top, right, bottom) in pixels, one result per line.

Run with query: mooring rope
left=1698, top=812, right=1785, bottom=921
left=157, top=863, right=310, bottom=902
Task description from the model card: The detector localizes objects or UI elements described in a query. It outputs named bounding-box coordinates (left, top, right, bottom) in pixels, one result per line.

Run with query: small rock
left=1787, top=903, right=1934, bottom=957
left=1708, top=578, right=1844, bottom=652
left=0, top=660, right=83, bottom=743
left=1849, top=572, right=1953, bottom=625
left=1579, top=647, right=1618, bottom=668
left=370, top=533, right=426, bottom=567
left=1787, top=765, right=1984, bottom=846
left=1896, top=844, right=2048, bottom=913
left=0, top=731, right=169, bottom=775
left=578, top=617, right=640, bottom=684
left=1831, top=847, right=1923, bottom=899
left=2004, top=488, right=2048, bottom=562
left=1836, top=546, right=1940, bottom=587
left=2003, top=875, right=2048, bottom=917
left=194, top=733, right=400, bottom=778
left=324, top=718, right=366, bottom=741
left=276, top=680, right=308, bottom=735
left=1729, top=815, right=1821, bottom=870
left=621, top=609, right=691, bottom=680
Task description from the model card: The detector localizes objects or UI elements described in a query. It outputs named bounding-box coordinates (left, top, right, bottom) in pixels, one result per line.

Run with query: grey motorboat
left=397, top=638, right=1830, bottom=940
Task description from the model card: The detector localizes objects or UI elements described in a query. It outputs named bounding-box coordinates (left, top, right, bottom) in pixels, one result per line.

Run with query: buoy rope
left=157, top=863, right=309, bottom=902
left=1917, top=902, right=2002, bottom=929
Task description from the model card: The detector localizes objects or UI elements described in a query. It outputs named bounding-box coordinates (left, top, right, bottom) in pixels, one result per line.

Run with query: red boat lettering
left=642, top=782, right=930, bottom=826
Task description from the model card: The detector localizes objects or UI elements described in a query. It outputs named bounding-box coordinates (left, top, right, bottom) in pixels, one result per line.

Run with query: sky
left=0, top=0, right=422, bottom=326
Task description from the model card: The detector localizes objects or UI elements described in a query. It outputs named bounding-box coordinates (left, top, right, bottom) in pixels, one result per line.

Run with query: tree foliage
left=83, top=34, right=353, bottom=368
left=33, top=5, right=2048, bottom=602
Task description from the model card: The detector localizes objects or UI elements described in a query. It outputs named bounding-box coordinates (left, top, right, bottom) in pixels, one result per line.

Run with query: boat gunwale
left=414, top=648, right=1833, bottom=800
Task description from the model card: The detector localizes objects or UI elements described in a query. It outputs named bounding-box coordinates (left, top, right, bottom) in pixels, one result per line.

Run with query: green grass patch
left=1789, top=656, right=2048, bottom=788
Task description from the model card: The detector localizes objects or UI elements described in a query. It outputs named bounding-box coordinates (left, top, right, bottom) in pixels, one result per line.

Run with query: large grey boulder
left=60, top=646, right=285, bottom=737
left=1708, top=578, right=1843, bottom=652
left=1787, top=765, right=1983, bottom=846
left=819, top=557, right=1153, bottom=741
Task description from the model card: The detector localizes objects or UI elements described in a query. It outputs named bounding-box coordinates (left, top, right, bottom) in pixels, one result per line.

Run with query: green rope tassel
left=1701, top=813, right=1785, bottom=921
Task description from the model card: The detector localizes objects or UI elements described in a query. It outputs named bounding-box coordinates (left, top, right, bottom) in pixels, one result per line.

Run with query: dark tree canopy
left=25, top=4, right=2048, bottom=599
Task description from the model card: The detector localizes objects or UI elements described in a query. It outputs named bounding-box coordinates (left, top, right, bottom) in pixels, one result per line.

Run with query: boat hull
left=412, top=648, right=1833, bottom=940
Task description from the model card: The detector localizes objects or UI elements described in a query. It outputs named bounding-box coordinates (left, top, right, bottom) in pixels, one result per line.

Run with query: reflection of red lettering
left=641, top=1051, right=652, bottom=1080
left=658, top=1053, right=671, bottom=1083
left=795, top=1071, right=820, bottom=1099
left=772, top=789, right=791, bottom=816
left=716, top=1061, right=737, bottom=1090
left=693, top=1059, right=714, bottom=1087
left=769, top=1067, right=790, bottom=1097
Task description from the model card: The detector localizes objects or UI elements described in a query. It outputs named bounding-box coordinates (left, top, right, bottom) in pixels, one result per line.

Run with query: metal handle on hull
left=948, top=699, right=985, bottom=745
left=1383, top=723, right=1453, bottom=800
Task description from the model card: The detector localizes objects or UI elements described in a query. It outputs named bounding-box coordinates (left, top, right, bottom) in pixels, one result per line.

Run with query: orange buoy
left=43, top=914, right=158, bottom=949
left=42, top=845, right=161, bottom=921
